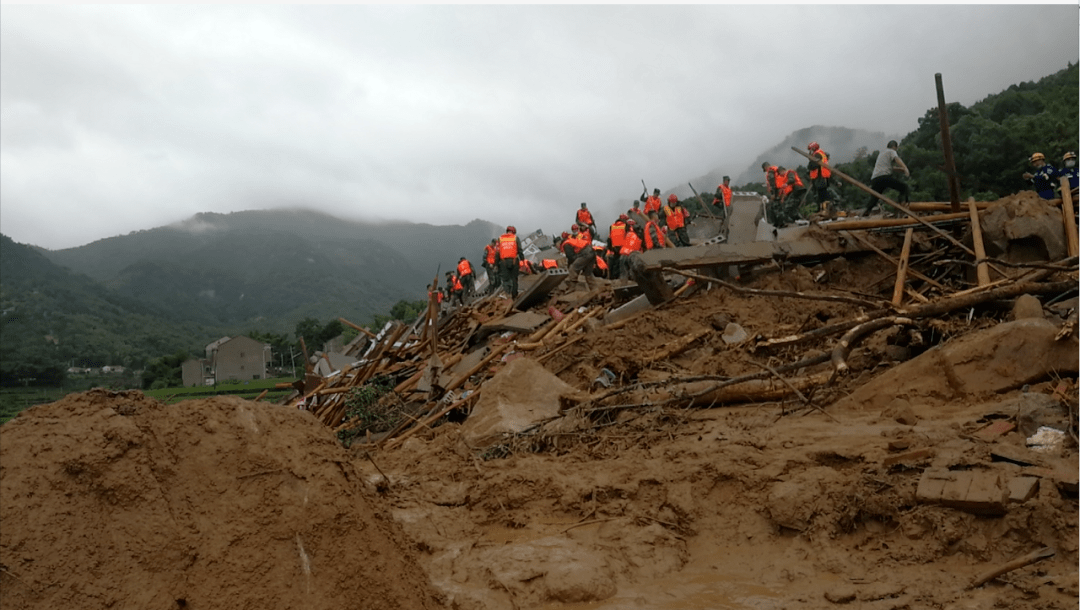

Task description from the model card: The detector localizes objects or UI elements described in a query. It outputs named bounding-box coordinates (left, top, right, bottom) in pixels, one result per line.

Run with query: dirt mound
left=0, top=389, right=442, bottom=610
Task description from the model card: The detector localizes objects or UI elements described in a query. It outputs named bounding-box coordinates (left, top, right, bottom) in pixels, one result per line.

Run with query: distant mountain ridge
left=40, top=209, right=503, bottom=333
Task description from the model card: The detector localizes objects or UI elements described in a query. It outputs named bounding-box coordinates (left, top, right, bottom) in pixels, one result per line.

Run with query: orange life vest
left=498, top=234, right=518, bottom=259
left=644, top=195, right=662, bottom=215
left=609, top=221, right=627, bottom=247
left=664, top=206, right=687, bottom=230
left=809, top=150, right=831, bottom=179
left=595, top=252, right=608, bottom=271
left=717, top=184, right=732, bottom=207
left=644, top=221, right=665, bottom=250
left=763, top=166, right=779, bottom=191
left=519, top=259, right=534, bottom=274
left=576, top=209, right=594, bottom=226
left=448, top=275, right=462, bottom=292
left=457, top=259, right=473, bottom=276
left=484, top=245, right=497, bottom=265
left=541, top=259, right=558, bottom=270
left=565, top=234, right=589, bottom=254
left=620, top=230, right=642, bottom=255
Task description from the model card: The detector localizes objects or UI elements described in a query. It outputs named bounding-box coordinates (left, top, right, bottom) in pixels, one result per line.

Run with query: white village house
left=181, top=336, right=272, bottom=387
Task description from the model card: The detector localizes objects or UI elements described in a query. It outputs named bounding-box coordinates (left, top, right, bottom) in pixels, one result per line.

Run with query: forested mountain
left=42, top=210, right=503, bottom=331
left=824, top=63, right=1078, bottom=206
left=0, top=234, right=204, bottom=385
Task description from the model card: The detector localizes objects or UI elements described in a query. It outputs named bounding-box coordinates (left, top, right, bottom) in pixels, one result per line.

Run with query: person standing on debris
left=619, top=219, right=643, bottom=280
left=644, top=211, right=669, bottom=250
left=642, top=187, right=663, bottom=218
left=576, top=222, right=593, bottom=243
left=607, top=214, right=628, bottom=279
left=445, top=271, right=464, bottom=307
left=807, top=142, right=832, bottom=210
left=1060, top=152, right=1078, bottom=191
left=663, top=194, right=691, bottom=247
left=483, top=239, right=500, bottom=290
left=863, top=140, right=911, bottom=216
left=563, top=230, right=597, bottom=291
left=576, top=203, right=597, bottom=235
left=761, top=162, right=780, bottom=200
left=456, top=257, right=475, bottom=296
left=1021, top=152, right=1058, bottom=200
left=498, top=226, right=524, bottom=299
left=592, top=246, right=609, bottom=279
left=713, top=176, right=734, bottom=238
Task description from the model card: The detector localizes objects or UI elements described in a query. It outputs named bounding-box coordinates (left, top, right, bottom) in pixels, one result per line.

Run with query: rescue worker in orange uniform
left=563, top=229, right=597, bottom=291
left=807, top=142, right=832, bottom=209
left=662, top=194, right=691, bottom=247
left=519, top=258, right=535, bottom=275
left=643, top=211, right=669, bottom=250
left=592, top=246, right=609, bottom=279
left=498, top=226, right=524, bottom=298
left=618, top=219, right=643, bottom=280
left=607, top=214, right=628, bottom=279
left=483, top=240, right=500, bottom=290
left=445, top=271, right=464, bottom=307
left=772, top=166, right=805, bottom=227
left=456, top=256, right=475, bottom=296
left=761, top=162, right=780, bottom=200
left=576, top=203, right=596, bottom=235
left=642, top=187, right=663, bottom=218
left=713, top=176, right=734, bottom=238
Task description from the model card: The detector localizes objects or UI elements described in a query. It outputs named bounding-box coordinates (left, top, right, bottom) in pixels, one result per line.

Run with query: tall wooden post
left=968, top=198, right=990, bottom=286
left=936, top=73, right=962, bottom=213
left=1061, top=177, right=1079, bottom=257
left=892, top=228, right=914, bottom=306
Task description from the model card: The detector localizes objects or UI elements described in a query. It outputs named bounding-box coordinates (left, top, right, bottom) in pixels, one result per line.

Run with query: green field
left=0, top=377, right=299, bottom=425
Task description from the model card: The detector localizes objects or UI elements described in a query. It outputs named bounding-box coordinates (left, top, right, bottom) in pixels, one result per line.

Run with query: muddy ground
left=2, top=230, right=1078, bottom=609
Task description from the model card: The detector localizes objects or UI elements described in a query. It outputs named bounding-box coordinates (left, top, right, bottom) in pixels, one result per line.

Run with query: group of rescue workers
left=428, top=142, right=1078, bottom=307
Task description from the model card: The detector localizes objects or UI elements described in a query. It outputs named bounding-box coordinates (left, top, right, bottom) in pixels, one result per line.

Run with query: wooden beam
left=935, top=73, right=963, bottom=212
left=1061, top=177, right=1079, bottom=257
left=791, top=147, right=976, bottom=257
left=892, top=228, right=914, bottom=306
left=841, top=230, right=947, bottom=291
left=823, top=212, right=969, bottom=231
left=968, top=199, right=991, bottom=286
left=338, top=317, right=377, bottom=339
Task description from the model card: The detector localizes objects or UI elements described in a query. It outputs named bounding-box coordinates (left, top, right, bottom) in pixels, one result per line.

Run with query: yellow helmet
left=1064, top=151, right=1077, bottom=162
left=1030, top=152, right=1045, bottom=163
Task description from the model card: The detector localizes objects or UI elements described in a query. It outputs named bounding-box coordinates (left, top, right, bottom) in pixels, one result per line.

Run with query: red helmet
left=619, top=214, right=628, bottom=221
left=667, top=194, right=678, bottom=203
left=807, top=142, right=820, bottom=152
left=506, top=226, right=516, bottom=234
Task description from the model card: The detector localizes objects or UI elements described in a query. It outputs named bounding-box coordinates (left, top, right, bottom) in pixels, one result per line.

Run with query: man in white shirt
left=862, top=140, right=911, bottom=216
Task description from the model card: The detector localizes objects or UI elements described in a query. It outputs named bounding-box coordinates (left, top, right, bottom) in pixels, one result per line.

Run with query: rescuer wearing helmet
left=713, top=176, right=733, bottom=238
left=806, top=142, right=833, bottom=210
left=456, top=256, right=475, bottom=297
left=1022, top=152, right=1058, bottom=200
left=662, top=194, right=691, bottom=247
left=618, top=219, right=643, bottom=280
left=498, top=226, right=524, bottom=299
left=862, top=141, right=911, bottom=216
left=483, top=239, right=500, bottom=291
left=1061, top=152, right=1078, bottom=191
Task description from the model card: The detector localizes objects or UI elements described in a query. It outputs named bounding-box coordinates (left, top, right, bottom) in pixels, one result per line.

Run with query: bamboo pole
left=968, top=199, right=991, bottom=286
left=892, top=228, right=914, bottom=306
left=1061, top=177, right=1079, bottom=257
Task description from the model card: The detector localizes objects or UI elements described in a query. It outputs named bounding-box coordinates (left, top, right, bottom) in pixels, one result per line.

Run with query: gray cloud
left=1, top=4, right=1077, bottom=249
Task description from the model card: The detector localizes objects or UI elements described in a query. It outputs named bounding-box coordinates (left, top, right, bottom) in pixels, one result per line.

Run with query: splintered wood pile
left=283, top=184, right=1077, bottom=448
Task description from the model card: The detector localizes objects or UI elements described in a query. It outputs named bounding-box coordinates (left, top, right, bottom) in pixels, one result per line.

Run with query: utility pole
left=935, top=73, right=962, bottom=213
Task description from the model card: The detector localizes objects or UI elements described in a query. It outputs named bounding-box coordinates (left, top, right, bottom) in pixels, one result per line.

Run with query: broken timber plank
left=968, top=199, right=991, bottom=286
left=892, top=227, right=914, bottom=306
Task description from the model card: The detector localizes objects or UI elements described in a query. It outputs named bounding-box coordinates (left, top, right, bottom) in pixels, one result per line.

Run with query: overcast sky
left=2, top=3, right=1077, bottom=250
